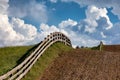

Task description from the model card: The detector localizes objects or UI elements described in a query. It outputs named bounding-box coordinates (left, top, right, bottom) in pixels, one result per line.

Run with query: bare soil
left=39, top=48, right=120, bottom=80
left=103, top=45, right=120, bottom=52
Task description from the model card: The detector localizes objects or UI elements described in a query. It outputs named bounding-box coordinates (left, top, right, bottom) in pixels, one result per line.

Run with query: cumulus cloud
left=0, top=0, right=9, bottom=14
left=65, top=30, right=99, bottom=47
left=62, top=0, right=120, bottom=20
left=104, top=22, right=120, bottom=44
left=84, top=5, right=113, bottom=33
left=84, top=19, right=98, bottom=33
left=0, top=13, right=114, bottom=47
left=11, top=18, right=37, bottom=40
left=27, top=23, right=59, bottom=44
left=57, top=19, right=100, bottom=47
left=37, top=17, right=120, bottom=47
left=0, top=0, right=120, bottom=47
left=39, top=23, right=59, bottom=38
left=0, top=14, right=37, bottom=47
left=32, top=19, right=99, bottom=47
left=8, top=0, right=48, bottom=23
left=101, top=32, right=107, bottom=38
left=37, top=17, right=116, bottom=47
left=59, top=18, right=77, bottom=28
left=58, top=19, right=78, bottom=33
left=0, top=14, right=22, bottom=47
left=0, top=0, right=19, bottom=47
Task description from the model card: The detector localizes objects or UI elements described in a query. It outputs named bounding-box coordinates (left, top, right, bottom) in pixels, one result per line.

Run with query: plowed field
left=40, top=48, right=120, bottom=80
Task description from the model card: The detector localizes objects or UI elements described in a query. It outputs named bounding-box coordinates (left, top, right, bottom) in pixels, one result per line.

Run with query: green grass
left=0, top=42, right=72, bottom=80
left=0, top=45, right=35, bottom=75
left=22, top=42, right=72, bottom=80
left=91, top=45, right=101, bottom=50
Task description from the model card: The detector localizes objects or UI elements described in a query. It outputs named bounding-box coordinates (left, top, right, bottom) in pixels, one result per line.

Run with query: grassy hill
left=40, top=46, right=120, bottom=80
left=0, top=45, right=35, bottom=75
left=0, top=42, right=72, bottom=80
left=22, top=42, right=72, bottom=80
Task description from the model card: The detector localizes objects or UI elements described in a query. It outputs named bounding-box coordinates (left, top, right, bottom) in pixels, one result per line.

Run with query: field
left=103, top=45, right=120, bottom=52
left=0, top=45, right=34, bottom=75
left=40, top=45, right=120, bottom=80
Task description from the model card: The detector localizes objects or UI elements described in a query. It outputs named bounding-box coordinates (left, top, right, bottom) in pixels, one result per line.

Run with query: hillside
left=0, top=43, right=120, bottom=80
left=0, top=45, right=35, bottom=75
left=0, top=42, right=72, bottom=79
left=40, top=47, right=120, bottom=80
left=21, top=42, right=72, bottom=80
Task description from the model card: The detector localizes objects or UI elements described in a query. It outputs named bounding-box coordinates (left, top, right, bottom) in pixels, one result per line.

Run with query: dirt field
left=40, top=48, right=120, bottom=80
left=103, top=45, right=120, bottom=52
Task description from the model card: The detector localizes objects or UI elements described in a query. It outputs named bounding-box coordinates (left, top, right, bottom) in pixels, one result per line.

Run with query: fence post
left=100, top=41, right=103, bottom=51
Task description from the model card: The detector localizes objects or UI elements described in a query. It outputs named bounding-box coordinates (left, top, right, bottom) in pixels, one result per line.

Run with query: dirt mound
left=103, top=45, right=120, bottom=52
left=40, top=49, right=120, bottom=80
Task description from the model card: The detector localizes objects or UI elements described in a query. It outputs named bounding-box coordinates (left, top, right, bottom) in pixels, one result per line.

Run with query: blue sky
left=0, top=0, right=120, bottom=47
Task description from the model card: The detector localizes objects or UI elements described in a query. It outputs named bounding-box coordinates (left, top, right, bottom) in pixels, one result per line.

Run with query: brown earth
left=39, top=45, right=120, bottom=80
left=103, top=45, right=120, bottom=52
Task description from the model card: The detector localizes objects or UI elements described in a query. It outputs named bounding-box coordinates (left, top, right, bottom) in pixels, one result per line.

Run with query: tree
left=81, top=46, right=84, bottom=48
left=76, top=46, right=79, bottom=49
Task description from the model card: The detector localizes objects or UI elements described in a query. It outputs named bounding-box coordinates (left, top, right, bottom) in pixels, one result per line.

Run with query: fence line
left=0, top=32, right=72, bottom=80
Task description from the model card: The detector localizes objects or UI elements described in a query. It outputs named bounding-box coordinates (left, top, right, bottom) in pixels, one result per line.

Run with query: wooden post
left=100, top=41, right=103, bottom=51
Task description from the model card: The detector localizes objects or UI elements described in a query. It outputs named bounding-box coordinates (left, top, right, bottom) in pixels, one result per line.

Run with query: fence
left=0, top=32, right=72, bottom=80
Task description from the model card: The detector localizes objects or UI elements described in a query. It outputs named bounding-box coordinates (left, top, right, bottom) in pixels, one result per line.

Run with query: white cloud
left=11, top=18, right=37, bottom=40
left=84, top=5, right=113, bottom=33
left=101, top=32, right=106, bottom=38
left=8, top=0, right=48, bottom=23
left=104, top=22, right=120, bottom=44
left=0, top=0, right=9, bottom=14
left=57, top=19, right=100, bottom=47
left=0, top=0, right=119, bottom=47
left=59, top=19, right=77, bottom=28
left=0, top=14, right=23, bottom=47
left=35, top=20, right=100, bottom=47
left=62, top=0, right=120, bottom=20
left=0, top=15, right=108, bottom=47
left=84, top=19, right=98, bottom=33
left=67, top=31, right=100, bottom=47
left=0, top=14, right=37, bottom=47
left=33, top=23, right=70, bottom=44
left=39, top=23, right=59, bottom=38
left=0, top=0, right=37, bottom=47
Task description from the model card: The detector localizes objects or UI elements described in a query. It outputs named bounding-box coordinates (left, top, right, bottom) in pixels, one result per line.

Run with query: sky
left=0, top=0, right=120, bottom=47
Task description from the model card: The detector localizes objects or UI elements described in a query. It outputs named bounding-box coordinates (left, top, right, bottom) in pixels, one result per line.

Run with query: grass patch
left=0, top=45, right=35, bottom=75
left=91, top=45, right=100, bottom=50
left=22, top=42, right=72, bottom=80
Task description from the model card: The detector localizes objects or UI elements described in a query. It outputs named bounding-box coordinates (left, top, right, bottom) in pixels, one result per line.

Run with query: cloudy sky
left=0, top=0, right=120, bottom=47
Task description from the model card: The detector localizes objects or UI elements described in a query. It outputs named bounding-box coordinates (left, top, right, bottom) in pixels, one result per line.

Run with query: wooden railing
left=0, top=32, right=72, bottom=80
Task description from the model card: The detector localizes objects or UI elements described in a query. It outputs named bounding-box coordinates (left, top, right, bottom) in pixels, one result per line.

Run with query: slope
left=40, top=48, right=120, bottom=80
left=0, top=45, right=35, bottom=75
left=21, top=42, right=72, bottom=80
